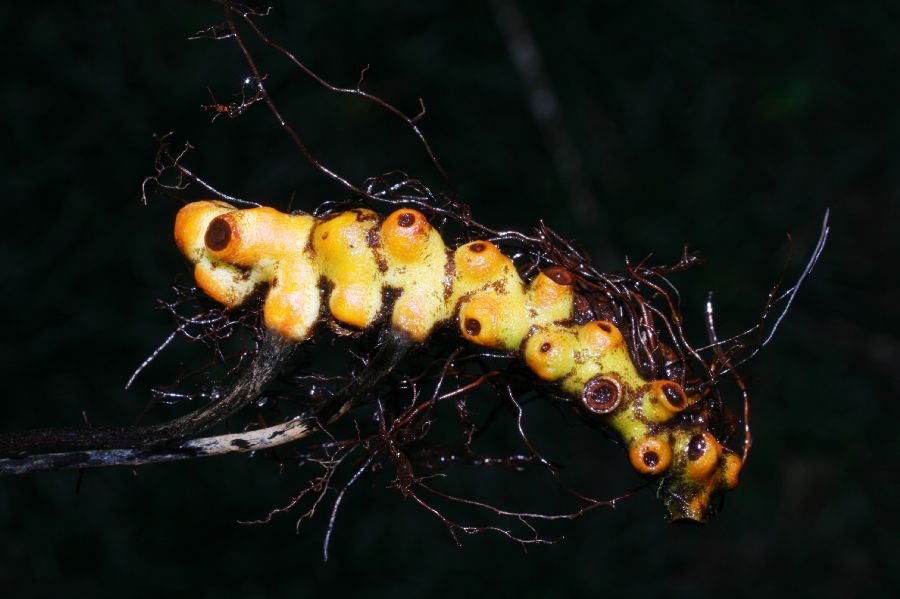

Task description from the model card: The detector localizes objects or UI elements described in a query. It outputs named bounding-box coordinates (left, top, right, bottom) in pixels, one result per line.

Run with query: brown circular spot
left=544, top=266, right=574, bottom=286
left=643, top=450, right=660, bottom=469
left=464, top=318, right=481, bottom=336
left=597, top=321, right=612, bottom=333
left=662, top=382, right=686, bottom=408
left=205, top=216, right=232, bottom=251
left=581, top=376, right=621, bottom=414
left=321, top=231, right=329, bottom=240
left=397, top=212, right=416, bottom=227
left=469, top=242, right=486, bottom=253
left=688, top=434, right=707, bottom=461
left=539, top=342, right=552, bottom=353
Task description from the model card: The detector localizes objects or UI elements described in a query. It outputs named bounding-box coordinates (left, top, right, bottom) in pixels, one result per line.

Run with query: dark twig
left=0, top=416, right=321, bottom=476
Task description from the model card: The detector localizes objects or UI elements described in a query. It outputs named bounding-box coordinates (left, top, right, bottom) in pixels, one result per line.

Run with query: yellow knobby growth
left=174, top=201, right=742, bottom=521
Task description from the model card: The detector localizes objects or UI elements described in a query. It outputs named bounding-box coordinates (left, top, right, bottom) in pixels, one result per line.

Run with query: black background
left=1, top=1, right=897, bottom=597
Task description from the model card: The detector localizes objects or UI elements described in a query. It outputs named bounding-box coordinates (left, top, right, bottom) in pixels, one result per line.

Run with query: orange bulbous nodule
left=523, top=328, right=576, bottom=381
left=684, top=432, right=721, bottom=482
left=456, top=241, right=506, bottom=281
left=655, top=381, right=689, bottom=412
left=174, top=200, right=235, bottom=262
left=528, top=271, right=574, bottom=311
left=205, top=207, right=312, bottom=267
left=381, top=209, right=431, bottom=263
left=313, top=209, right=382, bottom=329
left=330, top=283, right=379, bottom=330
left=578, top=320, right=624, bottom=356
left=629, top=436, right=673, bottom=476
left=458, top=293, right=505, bottom=348
left=313, top=209, right=379, bottom=266
left=262, top=260, right=320, bottom=341
left=638, top=380, right=691, bottom=424
left=192, top=262, right=251, bottom=308
left=392, top=293, right=434, bottom=342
